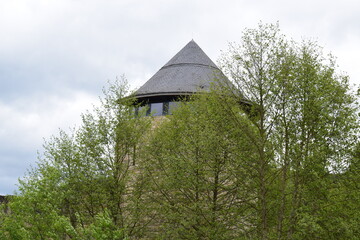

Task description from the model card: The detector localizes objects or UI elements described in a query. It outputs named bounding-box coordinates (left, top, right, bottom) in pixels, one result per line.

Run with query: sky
left=1, top=0, right=360, bottom=195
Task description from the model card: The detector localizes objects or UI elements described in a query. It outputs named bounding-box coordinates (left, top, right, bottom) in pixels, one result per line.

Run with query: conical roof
left=135, top=40, right=232, bottom=100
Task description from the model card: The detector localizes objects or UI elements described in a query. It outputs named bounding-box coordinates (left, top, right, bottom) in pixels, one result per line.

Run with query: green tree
left=0, top=78, right=151, bottom=239
left=143, top=92, right=258, bottom=239
left=1, top=23, right=359, bottom=240
left=219, top=22, right=359, bottom=239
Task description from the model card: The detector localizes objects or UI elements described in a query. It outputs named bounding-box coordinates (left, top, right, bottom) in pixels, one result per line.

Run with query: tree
left=0, top=77, right=152, bottom=239
left=219, top=22, right=359, bottom=239
left=1, top=23, right=359, bottom=240
left=142, top=92, right=259, bottom=239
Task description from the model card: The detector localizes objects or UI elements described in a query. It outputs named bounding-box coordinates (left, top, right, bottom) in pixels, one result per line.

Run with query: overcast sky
left=1, top=0, right=360, bottom=195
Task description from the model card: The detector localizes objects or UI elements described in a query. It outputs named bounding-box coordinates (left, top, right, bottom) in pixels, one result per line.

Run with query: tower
left=134, top=40, right=233, bottom=116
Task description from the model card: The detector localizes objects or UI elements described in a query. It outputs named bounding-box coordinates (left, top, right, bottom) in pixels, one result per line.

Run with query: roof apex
left=162, top=40, right=218, bottom=69
left=135, top=40, right=231, bottom=100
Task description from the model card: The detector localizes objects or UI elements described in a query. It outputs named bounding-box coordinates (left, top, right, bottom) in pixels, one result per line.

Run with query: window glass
left=150, top=103, right=163, bottom=116
left=136, top=102, right=180, bottom=116
left=135, top=105, right=146, bottom=116
left=168, top=102, right=180, bottom=115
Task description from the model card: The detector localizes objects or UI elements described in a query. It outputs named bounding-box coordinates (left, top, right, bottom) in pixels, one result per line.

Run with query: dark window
left=168, top=102, right=180, bottom=115
left=150, top=103, right=163, bottom=116
left=135, top=104, right=150, bottom=116
left=135, top=101, right=181, bottom=117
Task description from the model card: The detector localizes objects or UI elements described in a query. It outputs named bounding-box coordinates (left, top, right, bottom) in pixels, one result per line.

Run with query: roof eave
left=135, top=91, right=194, bottom=99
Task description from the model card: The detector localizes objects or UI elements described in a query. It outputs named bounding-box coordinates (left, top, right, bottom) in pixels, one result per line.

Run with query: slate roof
left=134, top=40, right=233, bottom=100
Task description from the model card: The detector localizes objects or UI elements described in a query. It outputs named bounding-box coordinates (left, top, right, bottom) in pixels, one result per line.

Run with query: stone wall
left=0, top=195, right=10, bottom=214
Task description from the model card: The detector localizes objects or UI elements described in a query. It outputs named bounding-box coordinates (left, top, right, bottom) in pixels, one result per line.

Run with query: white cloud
left=0, top=91, right=100, bottom=195
left=0, top=91, right=99, bottom=151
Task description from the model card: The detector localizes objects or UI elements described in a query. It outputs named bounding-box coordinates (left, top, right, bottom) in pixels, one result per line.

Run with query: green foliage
left=143, top=91, right=270, bottom=239
left=0, top=77, right=151, bottom=239
left=220, top=22, right=360, bottom=239
left=1, top=24, right=359, bottom=240
left=84, top=210, right=128, bottom=240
